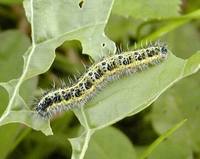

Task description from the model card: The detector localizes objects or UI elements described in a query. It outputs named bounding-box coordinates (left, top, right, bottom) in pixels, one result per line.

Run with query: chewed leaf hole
left=79, top=0, right=84, bottom=8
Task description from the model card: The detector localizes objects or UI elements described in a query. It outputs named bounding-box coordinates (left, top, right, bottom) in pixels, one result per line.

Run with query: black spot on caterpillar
left=35, top=42, right=168, bottom=118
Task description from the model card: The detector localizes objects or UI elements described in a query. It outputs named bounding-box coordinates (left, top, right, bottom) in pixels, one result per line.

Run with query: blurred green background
left=0, top=0, right=200, bottom=159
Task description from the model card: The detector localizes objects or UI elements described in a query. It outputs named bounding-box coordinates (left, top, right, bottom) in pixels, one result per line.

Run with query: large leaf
left=151, top=73, right=200, bottom=155
left=23, top=0, right=115, bottom=60
left=1, top=1, right=199, bottom=159
left=85, top=127, right=136, bottom=159
left=0, top=30, right=30, bottom=82
left=0, top=30, right=37, bottom=159
left=69, top=126, right=137, bottom=159
left=0, top=0, right=115, bottom=135
left=112, top=0, right=181, bottom=20
left=163, top=23, right=200, bottom=59
left=71, top=51, right=199, bottom=158
left=76, top=52, right=199, bottom=129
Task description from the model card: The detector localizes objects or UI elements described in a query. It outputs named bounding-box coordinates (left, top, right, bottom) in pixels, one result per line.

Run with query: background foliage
left=0, top=0, right=199, bottom=159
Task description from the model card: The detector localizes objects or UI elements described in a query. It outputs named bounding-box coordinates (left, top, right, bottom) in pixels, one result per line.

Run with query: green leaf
left=69, top=129, right=94, bottom=159
left=1, top=2, right=199, bottom=159
left=69, top=127, right=137, bottom=159
left=23, top=0, right=116, bottom=60
left=140, top=119, right=187, bottom=159
left=85, top=127, right=137, bottom=159
left=0, top=30, right=38, bottom=159
left=0, top=30, right=30, bottom=82
left=0, top=0, right=115, bottom=136
left=151, top=72, right=200, bottom=154
left=112, top=0, right=181, bottom=20
left=75, top=52, right=199, bottom=129
left=72, top=51, right=199, bottom=158
left=183, top=52, right=200, bottom=77
left=162, top=23, right=200, bottom=59
left=0, top=78, right=52, bottom=135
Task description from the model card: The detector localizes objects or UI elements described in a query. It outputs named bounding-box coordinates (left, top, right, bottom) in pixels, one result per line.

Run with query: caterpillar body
left=36, top=42, right=168, bottom=118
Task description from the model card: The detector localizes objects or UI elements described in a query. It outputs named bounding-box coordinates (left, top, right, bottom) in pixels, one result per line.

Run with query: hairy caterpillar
left=36, top=42, right=168, bottom=118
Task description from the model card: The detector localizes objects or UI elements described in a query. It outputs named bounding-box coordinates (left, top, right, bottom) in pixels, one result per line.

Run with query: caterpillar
left=35, top=42, right=168, bottom=118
